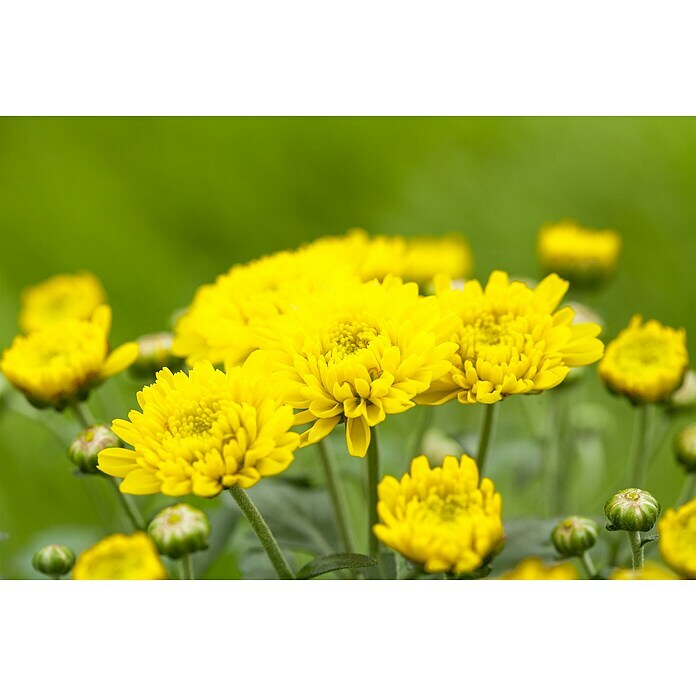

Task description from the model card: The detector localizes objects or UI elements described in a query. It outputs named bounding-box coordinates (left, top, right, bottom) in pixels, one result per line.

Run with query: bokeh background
left=1, top=117, right=695, bottom=579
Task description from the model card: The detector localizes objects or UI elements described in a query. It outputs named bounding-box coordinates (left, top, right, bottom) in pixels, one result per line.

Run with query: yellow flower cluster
left=251, top=275, right=457, bottom=457
left=537, top=220, right=621, bottom=286
left=98, top=361, right=300, bottom=497
left=172, top=230, right=473, bottom=368
left=19, top=271, right=106, bottom=333
left=73, top=532, right=167, bottom=580
left=424, top=271, right=604, bottom=405
left=1, top=305, right=138, bottom=409
left=659, top=499, right=696, bottom=579
left=374, top=454, right=503, bottom=575
left=599, top=315, right=688, bottom=403
left=500, top=557, right=578, bottom=580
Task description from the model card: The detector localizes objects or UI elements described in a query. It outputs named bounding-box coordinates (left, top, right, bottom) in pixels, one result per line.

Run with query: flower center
left=616, top=337, right=667, bottom=367
left=169, top=403, right=219, bottom=437
left=325, top=321, right=379, bottom=359
left=426, top=494, right=468, bottom=523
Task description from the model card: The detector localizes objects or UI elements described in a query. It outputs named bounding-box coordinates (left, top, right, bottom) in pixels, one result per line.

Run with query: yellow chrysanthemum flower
left=373, top=454, right=503, bottom=575
left=658, top=499, right=696, bottom=579
left=421, top=271, right=604, bottom=405
left=500, top=557, right=578, bottom=580
left=251, top=276, right=457, bottom=457
left=537, top=220, right=621, bottom=286
left=19, top=271, right=107, bottom=333
left=1, top=305, right=138, bottom=410
left=610, top=561, right=678, bottom=580
left=309, top=229, right=473, bottom=285
left=599, top=315, right=688, bottom=404
left=172, top=246, right=360, bottom=367
left=72, top=532, right=167, bottom=580
left=98, top=361, right=300, bottom=497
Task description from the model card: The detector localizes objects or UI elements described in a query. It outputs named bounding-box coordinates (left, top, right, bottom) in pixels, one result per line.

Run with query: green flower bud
left=604, top=488, right=661, bottom=532
left=32, top=544, right=75, bottom=578
left=148, top=504, right=210, bottom=559
left=668, top=370, right=696, bottom=412
left=68, top=424, right=121, bottom=474
left=129, top=332, right=184, bottom=380
left=551, top=516, right=599, bottom=557
left=674, top=424, right=696, bottom=473
left=421, top=428, right=463, bottom=464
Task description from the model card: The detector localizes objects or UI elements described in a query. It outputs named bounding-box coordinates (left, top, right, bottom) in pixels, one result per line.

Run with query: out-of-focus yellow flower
left=610, top=561, right=678, bottom=580
left=537, top=220, right=621, bottom=286
left=172, top=246, right=360, bottom=367
left=659, top=499, right=696, bottom=579
left=251, top=276, right=457, bottom=457
left=599, top=315, right=688, bottom=404
left=19, top=271, right=106, bottom=333
left=98, top=361, right=299, bottom=497
left=310, top=229, right=473, bottom=285
left=373, top=454, right=503, bottom=575
left=73, top=532, right=167, bottom=580
left=500, top=557, right=578, bottom=580
left=401, top=235, right=473, bottom=285
left=0, top=306, right=138, bottom=410
left=422, top=271, right=604, bottom=405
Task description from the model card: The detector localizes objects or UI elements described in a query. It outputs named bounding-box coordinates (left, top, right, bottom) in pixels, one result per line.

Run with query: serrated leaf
left=297, top=553, right=377, bottom=579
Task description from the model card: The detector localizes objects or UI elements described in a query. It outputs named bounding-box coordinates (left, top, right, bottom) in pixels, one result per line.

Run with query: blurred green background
left=1, top=117, right=695, bottom=579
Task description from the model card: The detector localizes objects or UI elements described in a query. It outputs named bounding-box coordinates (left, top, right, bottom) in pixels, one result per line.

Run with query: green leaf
left=297, top=553, right=377, bottom=580
left=640, top=535, right=659, bottom=548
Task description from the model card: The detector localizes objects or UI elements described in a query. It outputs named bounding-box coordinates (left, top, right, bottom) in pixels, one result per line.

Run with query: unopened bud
left=32, top=544, right=75, bottom=578
left=129, top=332, right=184, bottom=380
left=605, top=488, right=661, bottom=532
left=674, top=424, right=696, bottom=473
left=148, top=504, right=210, bottom=559
left=421, top=427, right=463, bottom=464
left=551, top=516, right=599, bottom=557
left=669, top=371, right=696, bottom=411
left=68, top=424, right=121, bottom=474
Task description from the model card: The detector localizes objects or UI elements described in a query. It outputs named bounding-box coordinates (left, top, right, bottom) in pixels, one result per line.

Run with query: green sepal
left=297, top=553, right=377, bottom=579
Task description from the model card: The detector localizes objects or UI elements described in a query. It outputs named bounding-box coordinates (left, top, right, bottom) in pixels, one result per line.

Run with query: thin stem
left=580, top=551, right=597, bottom=579
left=677, top=474, right=696, bottom=507
left=229, top=485, right=295, bottom=579
left=178, top=554, right=194, bottom=580
left=627, top=404, right=654, bottom=488
left=627, top=531, right=644, bottom=571
left=367, top=429, right=381, bottom=563
left=107, top=477, right=145, bottom=530
left=71, top=401, right=96, bottom=429
left=410, top=406, right=435, bottom=459
left=318, top=440, right=357, bottom=553
left=476, top=403, right=498, bottom=476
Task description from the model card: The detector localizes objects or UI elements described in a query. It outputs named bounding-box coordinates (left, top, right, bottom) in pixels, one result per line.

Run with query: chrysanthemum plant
left=2, top=226, right=694, bottom=580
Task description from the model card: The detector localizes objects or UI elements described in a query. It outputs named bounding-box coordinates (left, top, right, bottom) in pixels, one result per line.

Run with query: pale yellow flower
left=599, top=315, right=688, bottom=403
left=19, top=271, right=106, bottom=333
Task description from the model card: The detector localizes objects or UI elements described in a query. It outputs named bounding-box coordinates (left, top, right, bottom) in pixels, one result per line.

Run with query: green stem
left=367, top=429, right=381, bottom=563
left=229, top=485, right=295, bottom=579
left=580, top=551, right=597, bottom=579
left=677, top=474, right=696, bottom=507
left=178, top=554, right=194, bottom=580
left=70, top=401, right=96, bottom=429
left=476, top=403, right=498, bottom=476
left=410, top=406, right=435, bottom=459
left=627, top=404, right=654, bottom=488
left=107, top=477, right=145, bottom=530
left=318, top=440, right=357, bottom=553
left=627, top=531, right=644, bottom=571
